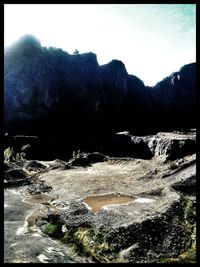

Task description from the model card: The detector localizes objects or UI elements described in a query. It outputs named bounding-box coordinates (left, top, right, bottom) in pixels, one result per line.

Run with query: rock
left=24, top=160, right=46, bottom=172
left=119, top=243, right=140, bottom=261
left=51, top=201, right=94, bottom=228
left=108, top=132, right=153, bottom=159
left=85, top=152, right=108, bottom=163
left=48, top=159, right=70, bottom=170
left=26, top=180, right=52, bottom=195
left=68, top=156, right=90, bottom=168
left=129, top=136, right=153, bottom=159
left=172, top=175, right=196, bottom=194
left=4, top=159, right=47, bottom=188
left=68, top=152, right=108, bottom=167
left=4, top=168, right=28, bottom=181
left=4, top=168, right=31, bottom=188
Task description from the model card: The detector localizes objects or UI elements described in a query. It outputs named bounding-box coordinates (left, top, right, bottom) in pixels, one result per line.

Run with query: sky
left=4, top=4, right=196, bottom=86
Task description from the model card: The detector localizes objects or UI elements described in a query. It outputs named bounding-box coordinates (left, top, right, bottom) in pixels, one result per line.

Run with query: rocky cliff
left=146, top=63, right=196, bottom=130
left=4, top=35, right=196, bottom=154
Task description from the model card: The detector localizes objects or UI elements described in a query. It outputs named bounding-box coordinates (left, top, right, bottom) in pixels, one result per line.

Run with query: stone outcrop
left=105, top=130, right=196, bottom=160
left=107, top=132, right=153, bottom=159
left=146, top=131, right=196, bottom=160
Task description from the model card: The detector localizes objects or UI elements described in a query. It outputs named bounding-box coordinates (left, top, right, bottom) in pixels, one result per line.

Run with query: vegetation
left=72, top=150, right=81, bottom=160
left=41, top=221, right=116, bottom=263
left=43, top=223, right=61, bottom=237
left=73, top=227, right=115, bottom=262
left=15, top=152, right=26, bottom=161
left=4, top=147, right=15, bottom=162
left=158, top=243, right=196, bottom=263
left=41, top=195, right=196, bottom=263
left=157, top=196, right=196, bottom=263
left=4, top=147, right=26, bottom=162
left=184, top=197, right=196, bottom=224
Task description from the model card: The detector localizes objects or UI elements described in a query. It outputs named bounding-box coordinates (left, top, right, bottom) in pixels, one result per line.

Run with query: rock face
left=107, top=132, right=153, bottom=159
left=4, top=35, right=196, bottom=140
left=105, top=130, right=196, bottom=160
left=147, top=132, right=196, bottom=160
left=146, top=63, right=196, bottom=130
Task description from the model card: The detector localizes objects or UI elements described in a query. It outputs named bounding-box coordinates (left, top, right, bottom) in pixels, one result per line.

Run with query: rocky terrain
left=4, top=130, right=196, bottom=263
left=4, top=35, right=196, bottom=263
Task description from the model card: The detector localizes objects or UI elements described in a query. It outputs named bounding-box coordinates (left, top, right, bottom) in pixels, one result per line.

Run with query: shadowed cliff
left=4, top=35, right=196, bottom=158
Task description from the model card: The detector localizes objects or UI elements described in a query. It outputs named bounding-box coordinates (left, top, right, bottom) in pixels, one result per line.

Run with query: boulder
left=107, top=132, right=153, bottom=159
left=24, top=160, right=46, bottom=172
left=68, top=152, right=108, bottom=167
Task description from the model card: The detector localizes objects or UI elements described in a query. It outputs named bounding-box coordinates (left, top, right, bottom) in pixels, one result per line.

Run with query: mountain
left=4, top=35, right=196, bottom=140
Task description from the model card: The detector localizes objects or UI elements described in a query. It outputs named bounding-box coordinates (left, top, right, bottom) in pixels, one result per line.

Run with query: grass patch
left=61, top=226, right=116, bottom=262
left=184, top=198, right=196, bottom=224
left=43, top=222, right=62, bottom=237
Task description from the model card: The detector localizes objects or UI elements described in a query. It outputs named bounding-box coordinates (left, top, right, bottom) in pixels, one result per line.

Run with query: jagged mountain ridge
left=4, top=35, right=196, bottom=137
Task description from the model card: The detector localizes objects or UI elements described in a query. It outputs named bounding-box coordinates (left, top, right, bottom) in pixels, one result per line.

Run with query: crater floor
left=4, top=131, right=196, bottom=263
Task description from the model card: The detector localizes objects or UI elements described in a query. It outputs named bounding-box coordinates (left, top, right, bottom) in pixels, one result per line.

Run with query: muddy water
left=83, top=194, right=136, bottom=213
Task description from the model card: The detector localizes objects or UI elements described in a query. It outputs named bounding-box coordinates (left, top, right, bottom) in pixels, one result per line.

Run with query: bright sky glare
left=4, top=4, right=196, bottom=86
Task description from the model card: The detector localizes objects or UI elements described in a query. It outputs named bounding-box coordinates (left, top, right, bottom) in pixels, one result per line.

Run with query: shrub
left=4, top=147, right=15, bottom=162
left=15, top=152, right=26, bottom=161
left=43, top=223, right=60, bottom=237
left=4, top=147, right=26, bottom=162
